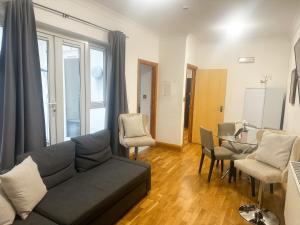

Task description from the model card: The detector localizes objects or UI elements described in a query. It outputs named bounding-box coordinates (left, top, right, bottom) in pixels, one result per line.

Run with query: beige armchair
left=234, top=130, right=300, bottom=225
left=118, top=113, right=156, bottom=160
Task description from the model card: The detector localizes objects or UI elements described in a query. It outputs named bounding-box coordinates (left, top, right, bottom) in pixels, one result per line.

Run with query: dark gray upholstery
left=35, top=158, right=150, bottom=225
left=71, top=130, right=112, bottom=172
left=9, top=131, right=151, bottom=225
left=12, top=212, right=58, bottom=225
left=17, top=141, right=76, bottom=189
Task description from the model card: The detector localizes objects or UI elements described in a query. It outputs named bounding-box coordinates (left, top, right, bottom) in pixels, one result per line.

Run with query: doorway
left=183, top=64, right=197, bottom=145
left=137, top=59, right=158, bottom=138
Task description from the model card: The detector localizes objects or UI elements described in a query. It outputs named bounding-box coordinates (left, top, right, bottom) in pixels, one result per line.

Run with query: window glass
left=0, top=27, right=3, bottom=52
left=63, top=45, right=81, bottom=140
left=89, top=48, right=106, bottom=133
left=90, top=48, right=104, bottom=103
left=38, top=39, right=51, bottom=145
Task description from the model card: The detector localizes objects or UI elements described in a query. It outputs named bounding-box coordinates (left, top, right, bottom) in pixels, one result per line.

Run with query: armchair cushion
left=122, top=114, right=146, bottom=138
left=235, top=159, right=282, bottom=183
left=255, top=132, right=296, bottom=171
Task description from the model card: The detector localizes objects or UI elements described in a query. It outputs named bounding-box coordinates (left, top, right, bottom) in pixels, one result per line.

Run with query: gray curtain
left=0, top=0, right=46, bottom=170
left=107, top=31, right=128, bottom=157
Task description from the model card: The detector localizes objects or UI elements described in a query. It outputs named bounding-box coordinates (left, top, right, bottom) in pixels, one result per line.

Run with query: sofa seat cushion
left=235, top=159, right=282, bottom=183
left=34, top=158, right=149, bottom=225
left=12, top=212, right=58, bottom=225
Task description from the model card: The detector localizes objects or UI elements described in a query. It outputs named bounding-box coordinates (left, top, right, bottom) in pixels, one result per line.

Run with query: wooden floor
left=117, top=144, right=285, bottom=225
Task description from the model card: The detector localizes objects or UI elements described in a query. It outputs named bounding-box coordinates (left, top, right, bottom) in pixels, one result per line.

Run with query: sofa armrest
left=112, top=156, right=151, bottom=192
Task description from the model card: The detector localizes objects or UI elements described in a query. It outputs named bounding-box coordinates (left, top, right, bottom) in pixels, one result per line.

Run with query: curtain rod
left=33, top=2, right=128, bottom=37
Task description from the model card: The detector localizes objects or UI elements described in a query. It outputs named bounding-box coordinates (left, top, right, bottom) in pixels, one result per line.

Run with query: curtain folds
left=0, top=0, right=46, bottom=170
left=107, top=31, right=128, bottom=157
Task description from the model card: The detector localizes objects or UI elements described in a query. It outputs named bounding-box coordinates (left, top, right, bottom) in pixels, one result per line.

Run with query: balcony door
left=38, top=31, right=106, bottom=145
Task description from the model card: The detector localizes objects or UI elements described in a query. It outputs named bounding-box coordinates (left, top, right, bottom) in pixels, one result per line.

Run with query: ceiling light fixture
left=216, top=14, right=254, bottom=40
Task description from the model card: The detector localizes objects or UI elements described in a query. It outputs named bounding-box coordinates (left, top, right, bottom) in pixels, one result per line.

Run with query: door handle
left=49, top=102, right=57, bottom=113
left=219, top=106, right=224, bottom=112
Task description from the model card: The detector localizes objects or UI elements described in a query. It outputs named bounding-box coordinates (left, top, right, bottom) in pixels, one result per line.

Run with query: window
left=37, top=32, right=107, bottom=144
left=89, top=47, right=106, bottom=133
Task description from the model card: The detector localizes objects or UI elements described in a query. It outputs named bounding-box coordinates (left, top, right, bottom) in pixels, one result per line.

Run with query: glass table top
left=218, top=128, right=258, bottom=146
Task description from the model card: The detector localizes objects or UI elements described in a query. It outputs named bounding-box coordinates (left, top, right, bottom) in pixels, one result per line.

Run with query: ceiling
left=93, top=0, right=300, bottom=40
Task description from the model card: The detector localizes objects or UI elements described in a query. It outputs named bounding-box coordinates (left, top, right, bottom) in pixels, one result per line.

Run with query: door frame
left=186, top=64, right=197, bottom=143
left=137, top=59, right=158, bottom=138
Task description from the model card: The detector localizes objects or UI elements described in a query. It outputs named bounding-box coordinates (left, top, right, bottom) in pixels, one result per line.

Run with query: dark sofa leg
left=208, top=158, right=215, bottom=182
left=199, top=153, right=205, bottom=174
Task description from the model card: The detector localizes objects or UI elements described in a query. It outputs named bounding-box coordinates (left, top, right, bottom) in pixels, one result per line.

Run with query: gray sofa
left=12, top=129, right=151, bottom=225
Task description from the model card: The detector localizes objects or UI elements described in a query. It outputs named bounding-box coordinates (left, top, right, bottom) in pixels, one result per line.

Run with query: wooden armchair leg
left=250, top=177, right=256, bottom=197
left=134, top=147, right=138, bottom=160
left=221, top=160, right=224, bottom=173
left=270, top=184, right=274, bottom=194
left=228, top=160, right=234, bottom=183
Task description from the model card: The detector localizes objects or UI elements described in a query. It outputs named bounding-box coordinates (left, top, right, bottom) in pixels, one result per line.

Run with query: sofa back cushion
left=17, top=141, right=76, bottom=189
left=71, top=129, right=112, bottom=172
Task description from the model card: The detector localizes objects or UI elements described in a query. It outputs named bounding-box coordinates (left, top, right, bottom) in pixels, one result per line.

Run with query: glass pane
left=63, top=45, right=81, bottom=140
left=38, top=39, right=50, bottom=146
left=0, top=27, right=3, bottom=53
left=90, top=48, right=104, bottom=103
left=90, top=108, right=105, bottom=133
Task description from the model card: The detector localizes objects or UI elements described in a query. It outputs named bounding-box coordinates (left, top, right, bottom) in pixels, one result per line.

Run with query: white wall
left=156, top=36, right=187, bottom=145
left=196, top=38, right=291, bottom=122
left=33, top=0, right=159, bottom=113
left=284, top=25, right=300, bottom=135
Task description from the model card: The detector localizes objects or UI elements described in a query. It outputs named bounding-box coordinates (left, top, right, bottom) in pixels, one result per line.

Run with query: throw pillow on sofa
left=255, top=132, right=297, bottom=170
left=0, top=181, right=15, bottom=225
left=71, top=129, right=112, bottom=172
left=0, top=156, right=47, bottom=220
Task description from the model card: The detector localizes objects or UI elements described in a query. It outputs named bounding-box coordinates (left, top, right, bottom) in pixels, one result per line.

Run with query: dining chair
left=199, top=127, right=233, bottom=182
left=119, top=113, right=156, bottom=160
left=217, top=122, right=235, bottom=171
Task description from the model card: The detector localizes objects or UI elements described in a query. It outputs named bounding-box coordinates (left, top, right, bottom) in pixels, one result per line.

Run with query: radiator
left=284, top=162, right=300, bottom=225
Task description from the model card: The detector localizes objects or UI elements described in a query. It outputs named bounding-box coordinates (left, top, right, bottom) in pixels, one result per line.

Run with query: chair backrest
left=118, top=113, right=150, bottom=138
left=218, top=122, right=235, bottom=136
left=282, top=136, right=300, bottom=182
left=256, top=128, right=287, bottom=145
left=200, top=127, right=214, bottom=150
